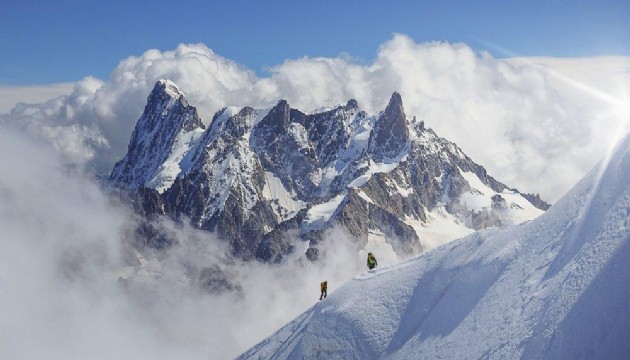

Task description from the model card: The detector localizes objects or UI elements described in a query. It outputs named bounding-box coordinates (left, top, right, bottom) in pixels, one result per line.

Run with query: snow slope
left=239, top=132, right=630, bottom=359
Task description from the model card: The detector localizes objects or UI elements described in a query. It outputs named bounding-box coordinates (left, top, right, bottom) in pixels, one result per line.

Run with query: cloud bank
left=0, top=126, right=385, bottom=359
left=0, top=82, right=74, bottom=114
left=2, top=35, right=629, bottom=201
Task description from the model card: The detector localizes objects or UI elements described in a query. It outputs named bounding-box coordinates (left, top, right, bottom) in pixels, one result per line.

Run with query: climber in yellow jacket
left=367, top=252, right=377, bottom=270
left=320, top=281, right=328, bottom=300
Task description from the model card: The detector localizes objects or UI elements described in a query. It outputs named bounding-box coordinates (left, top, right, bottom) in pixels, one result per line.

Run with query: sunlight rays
left=479, top=39, right=630, bottom=259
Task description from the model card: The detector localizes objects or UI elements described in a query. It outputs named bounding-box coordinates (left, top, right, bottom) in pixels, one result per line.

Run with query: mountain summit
left=110, top=80, right=549, bottom=261
left=110, top=79, right=205, bottom=192
left=369, top=92, right=409, bottom=161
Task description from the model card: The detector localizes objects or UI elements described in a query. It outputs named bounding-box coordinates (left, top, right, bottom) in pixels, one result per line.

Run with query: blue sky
left=1, top=0, right=629, bottom=85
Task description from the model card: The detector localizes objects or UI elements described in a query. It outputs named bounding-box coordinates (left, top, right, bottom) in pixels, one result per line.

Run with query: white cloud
left=1, top=77, right=108, bottom=166
left=0, top=82, right=74, bottom=114
left=0, top=126, right=380, bottom=359
left=2, top=35, right=629, bottom=201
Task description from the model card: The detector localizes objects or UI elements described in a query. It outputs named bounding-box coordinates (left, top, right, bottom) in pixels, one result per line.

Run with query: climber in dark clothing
left=320, top=281, right=328, bottom=300
left=367, top=252, right=377, bottom=270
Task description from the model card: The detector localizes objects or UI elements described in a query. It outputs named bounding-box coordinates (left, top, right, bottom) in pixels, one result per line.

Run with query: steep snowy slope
left=239, top=133, right=630, bottom=359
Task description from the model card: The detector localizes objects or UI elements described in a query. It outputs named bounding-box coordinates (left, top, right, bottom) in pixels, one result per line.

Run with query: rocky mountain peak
left=346, top=99, right=359, bottom=109
left=155, top=79, right=186, bottom=100
left=369, top=91, right=410, bottom=161
left=387, top=91, right=403, bottom=109
left=206, top=106, right=255, bottom=140
left=250, top=100, right=291, bottom=149
left=109, top=80, right=204, bottom=190
left=252, top=100, right=291, bottom=148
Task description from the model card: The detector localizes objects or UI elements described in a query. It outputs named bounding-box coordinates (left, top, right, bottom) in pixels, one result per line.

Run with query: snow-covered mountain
left=238, top=133, right=630, bottom=359
left=110, top=79, right=205, bottom=191
left=110, top=79, right=548, bottom=261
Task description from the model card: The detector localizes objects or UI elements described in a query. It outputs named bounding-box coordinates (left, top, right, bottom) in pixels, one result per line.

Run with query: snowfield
left=238, top=133, right=630, bottom=359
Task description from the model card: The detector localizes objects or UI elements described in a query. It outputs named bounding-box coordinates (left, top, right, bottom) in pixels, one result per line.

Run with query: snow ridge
left=238, top=132, right=630, bottom=359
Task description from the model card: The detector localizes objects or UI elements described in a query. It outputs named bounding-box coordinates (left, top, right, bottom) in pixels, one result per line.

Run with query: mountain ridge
left=110, top=79, right=549, bottom=262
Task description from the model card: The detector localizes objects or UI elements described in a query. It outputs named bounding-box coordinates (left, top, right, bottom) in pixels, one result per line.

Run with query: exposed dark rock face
left=109, top=79, right=548, bottom=262
left=295, top=100, right=358, bottom=166
left=521, top=192, right=551, bottom=210
left=334, top=189, right=422, bottom=255
left=251, top=101, right=321, bottom=201
left=110, top=80, right=204, bottom=189
left=369, top=92, right=410, bottom=161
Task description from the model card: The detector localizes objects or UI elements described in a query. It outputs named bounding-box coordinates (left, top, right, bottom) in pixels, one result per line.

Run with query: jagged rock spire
left=369, top=92, right=410, bottom=161
left=346, top=99, right=359, bottom=108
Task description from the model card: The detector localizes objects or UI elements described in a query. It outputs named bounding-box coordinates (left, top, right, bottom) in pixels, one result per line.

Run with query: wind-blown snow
left=239, top=132, right=630, bottom=359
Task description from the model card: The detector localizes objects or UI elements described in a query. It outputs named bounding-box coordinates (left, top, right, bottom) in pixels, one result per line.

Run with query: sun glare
left=614, top=96, right=630, bottom=122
